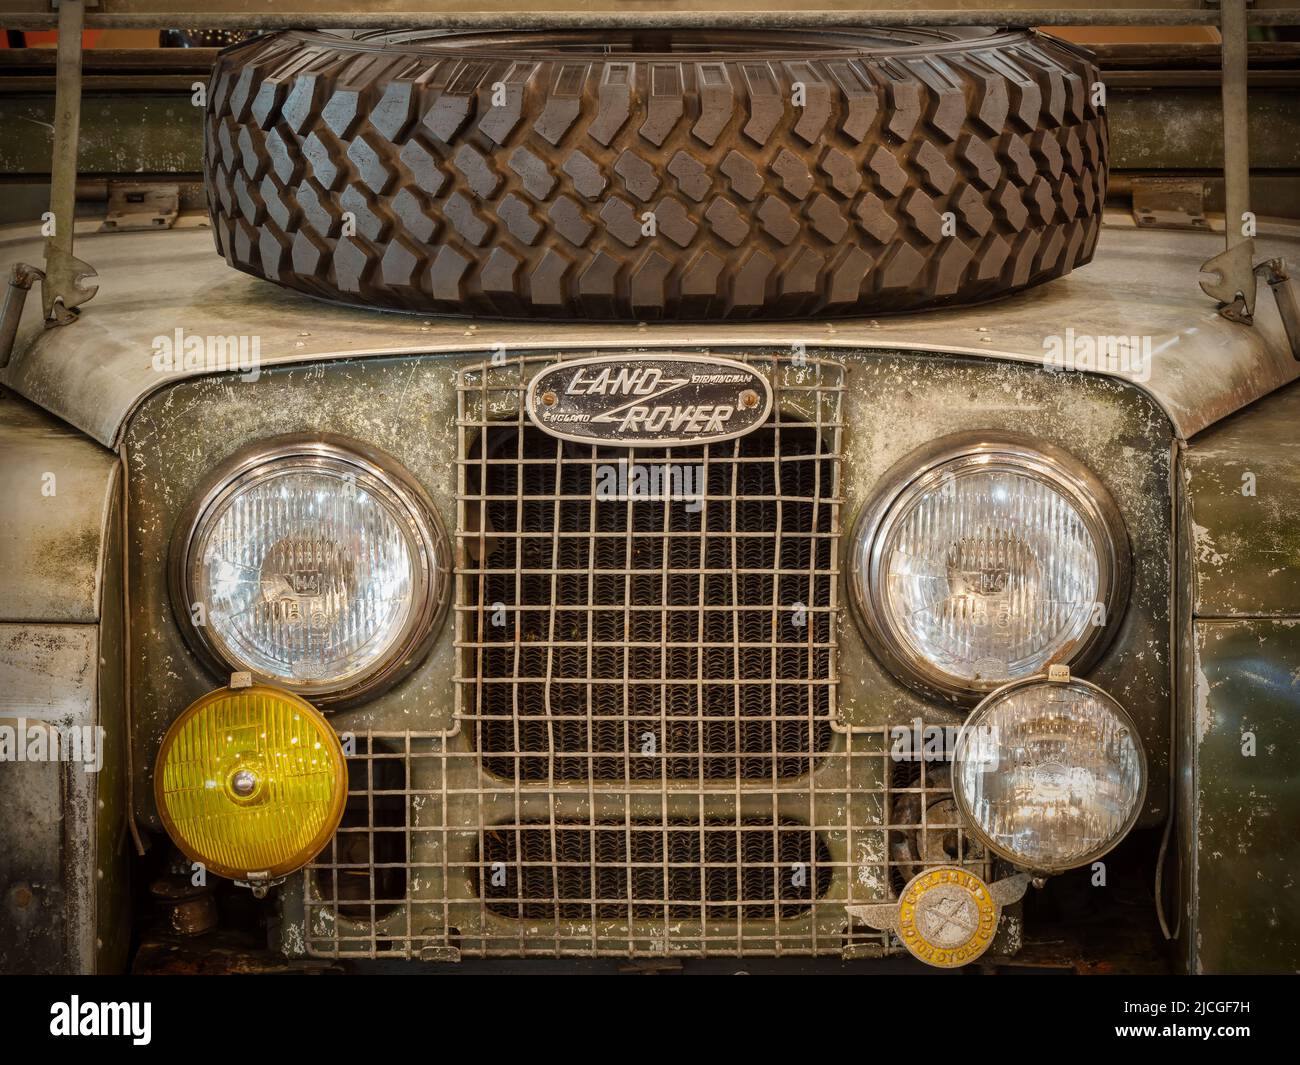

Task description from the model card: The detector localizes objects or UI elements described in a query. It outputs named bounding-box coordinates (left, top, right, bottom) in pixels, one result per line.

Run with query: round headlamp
left=850, top=434, right=1129, bottom=703
left=172, top=436, right=449, bottom=704
left=154, top=684, right=346, bottom=883
left=952, top=674, right=1146, bottom=872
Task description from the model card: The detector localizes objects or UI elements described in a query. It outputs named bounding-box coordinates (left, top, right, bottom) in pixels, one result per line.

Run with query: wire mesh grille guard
left=302, top=728, right=993, bottom=958
left=463, top=353, right=840, bottom=780
left=300, top=352, right=990, bottom=959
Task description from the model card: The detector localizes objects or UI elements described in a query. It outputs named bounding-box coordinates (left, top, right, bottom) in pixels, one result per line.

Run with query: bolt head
left=230, top=769, right=258, bottom=797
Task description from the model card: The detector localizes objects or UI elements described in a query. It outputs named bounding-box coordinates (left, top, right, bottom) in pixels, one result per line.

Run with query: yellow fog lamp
left=154, top=683, right=346, bottom=891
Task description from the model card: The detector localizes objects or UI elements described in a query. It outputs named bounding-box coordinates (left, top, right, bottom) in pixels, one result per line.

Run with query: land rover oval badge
left=525, top=354, right=773, bottom=447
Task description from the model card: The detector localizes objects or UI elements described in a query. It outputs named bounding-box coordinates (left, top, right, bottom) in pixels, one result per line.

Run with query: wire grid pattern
left=303, top=727, right=993, bottom=959
left=459, top=351, right=842, bottom=781
left=301, top=351, right=987, bottom=958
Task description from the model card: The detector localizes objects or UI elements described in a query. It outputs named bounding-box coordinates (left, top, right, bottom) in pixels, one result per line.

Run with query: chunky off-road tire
left=205, top=28, right=1107, bottom=320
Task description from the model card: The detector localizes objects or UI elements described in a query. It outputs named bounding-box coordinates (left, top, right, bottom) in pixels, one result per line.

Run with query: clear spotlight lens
left=953, top=678, right=1146, bottom=871
left=178, top=439, right=447, bottom=701
left=853, top=438, right=1128, bottom=700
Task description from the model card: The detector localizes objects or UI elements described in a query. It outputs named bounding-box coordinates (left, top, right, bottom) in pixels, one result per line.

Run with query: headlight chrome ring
left=849, top=432, right=1130, bottom=704
left=170, top=435, right=450, bottom=706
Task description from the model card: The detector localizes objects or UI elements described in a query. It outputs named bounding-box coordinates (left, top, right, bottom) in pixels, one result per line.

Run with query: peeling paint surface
left=1185, top=383, right=1300, bottom=617
left=119, top=348, right=1171, bottom=959
left=1189, top=620, right=1300, bottom=974
left=0, top=394, right=118, bottom=624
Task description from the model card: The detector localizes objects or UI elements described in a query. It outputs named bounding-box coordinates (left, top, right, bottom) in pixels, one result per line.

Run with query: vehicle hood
left=3, top=217, right=1297, bottom=446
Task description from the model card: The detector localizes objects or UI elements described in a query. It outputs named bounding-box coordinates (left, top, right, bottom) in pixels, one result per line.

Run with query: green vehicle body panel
left=1179, top=380, right=1300, bottom=974
left=1185, top=620, right=1300, bottom=973
left=0, top=395, right=129, bottom=975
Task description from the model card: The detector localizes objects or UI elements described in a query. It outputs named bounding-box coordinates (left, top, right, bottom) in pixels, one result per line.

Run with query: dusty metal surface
left=1175, top=399, right=1300, bottom=973
left=102, top=182, right=180, bottom=233
left=1131, top=178, right=1209, bottom=231
left=3, top=220, right=1298, bottom=445
left=5, top=79, right=1297, bottom=178
left=38, top=0, right=99, bottom=325
left=0, top=545, right=129, bottom=975
left=93, top=488, right=131, bottom=974
left=0, top=391, right=120, bottom=624
left=1184, top=619, right=1300, bottom=974
left=0, top=95, right=204, bottom=176
left=0, top=625, right=98, bottom=973
left=0, top=393, right=129, bottom=971
left=1172, top=470, right=1195, bottom=971
left=121, top=351, right=1172, bottom=844
left=1183, top=380, right=1300, bottom=618
left=1198, top=0, right=1257, bottom=323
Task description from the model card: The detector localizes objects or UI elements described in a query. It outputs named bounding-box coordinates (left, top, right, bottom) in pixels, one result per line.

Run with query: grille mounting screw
left=542, top=390, right=558, bottom=407
left=739, top=389, right=759, bottom=409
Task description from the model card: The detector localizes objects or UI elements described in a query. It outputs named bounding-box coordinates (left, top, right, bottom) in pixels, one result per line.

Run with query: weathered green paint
left=0, top=94, right=203, bottom=175
left=121, top=350, right=1174, bottom=952
left=1109, top=90, right=1300, bottom=171
left=1178, top=384, right=1300, bottom=973
left=1187, top=619, right=1300, bottom=973
left=0, top=394, right=120, bottom=623
left=1184, top=380, right=1300, bottom=617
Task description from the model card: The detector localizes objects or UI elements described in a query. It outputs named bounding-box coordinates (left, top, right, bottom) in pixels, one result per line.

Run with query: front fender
left=1178, top=379, right=1300, bottom=974
left=0, top=391, right=128, bottom=974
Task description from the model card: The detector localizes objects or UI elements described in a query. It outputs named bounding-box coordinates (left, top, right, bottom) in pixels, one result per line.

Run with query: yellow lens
left=154, top=685, right=346, bottom=882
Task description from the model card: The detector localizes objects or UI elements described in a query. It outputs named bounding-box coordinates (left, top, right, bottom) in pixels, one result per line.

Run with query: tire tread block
left=206, top=28, right=1108, bottom=319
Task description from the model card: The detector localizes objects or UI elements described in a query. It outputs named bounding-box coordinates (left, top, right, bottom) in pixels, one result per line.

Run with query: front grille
left=479, top=818, right=833, bottom=921
left=464, top=414, right=837, bottom=780
left=302, top=725, right=993, bottom=958
left=301, top=352, right=988, bottom=960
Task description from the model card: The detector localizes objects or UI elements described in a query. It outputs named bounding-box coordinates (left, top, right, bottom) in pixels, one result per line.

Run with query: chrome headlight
left=952, top=674, right=1147, bottom=872
left=850, top=434, right=1129, bottom=703
left=172, top=436, right=449, bottom=704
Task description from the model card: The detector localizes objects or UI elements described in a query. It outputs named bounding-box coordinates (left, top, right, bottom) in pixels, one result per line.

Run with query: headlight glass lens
left=180, top=441, right=445, bottom=700
left=953, top=679, right=1146, bottom=870
left=854, top=440, right=1127, bottom=699
left=155, top=685, right=346, bottom=881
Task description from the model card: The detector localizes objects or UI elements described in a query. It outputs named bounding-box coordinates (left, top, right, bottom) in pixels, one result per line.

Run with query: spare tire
left=205, top=28, right=1107, bottom=320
